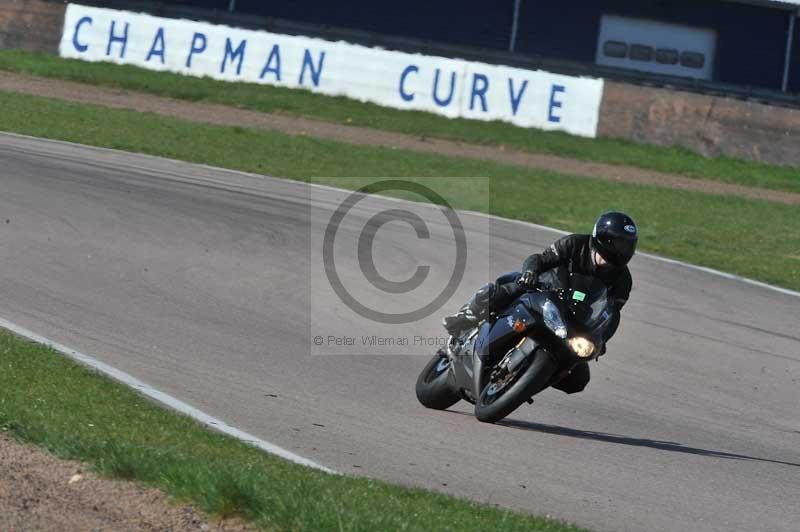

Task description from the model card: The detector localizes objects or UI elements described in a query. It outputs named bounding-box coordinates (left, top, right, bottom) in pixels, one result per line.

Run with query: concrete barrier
left=57, top=4, right=604, bottom=138
left=1, top=0, right=800, bottom=166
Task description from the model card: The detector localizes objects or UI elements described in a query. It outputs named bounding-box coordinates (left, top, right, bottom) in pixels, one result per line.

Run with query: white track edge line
left=299, top=180, right=800, bottom=299
left=4, top=131, right=797, bottom=299
left=0, top=315, right=337, bottom=474
left=0, top=131, right=796, bottom=473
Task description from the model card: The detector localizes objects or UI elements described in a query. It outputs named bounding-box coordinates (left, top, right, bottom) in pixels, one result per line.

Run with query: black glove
left=517, top=270, right=538, bottom=289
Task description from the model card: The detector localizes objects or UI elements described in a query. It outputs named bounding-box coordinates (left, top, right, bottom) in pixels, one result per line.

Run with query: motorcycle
left=416, top=270, right=613, bottom=423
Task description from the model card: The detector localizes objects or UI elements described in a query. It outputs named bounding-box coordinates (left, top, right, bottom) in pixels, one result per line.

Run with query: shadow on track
left=493, top=419, right=800, bottom=468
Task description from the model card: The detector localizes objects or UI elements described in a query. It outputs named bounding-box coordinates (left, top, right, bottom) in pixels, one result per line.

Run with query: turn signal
left=513, top=320, right=526, bottom=333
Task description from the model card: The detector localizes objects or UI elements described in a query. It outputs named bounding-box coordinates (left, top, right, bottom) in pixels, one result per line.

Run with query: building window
left=603, top=40, right=628, bottom=58
left=600, top=39, right=706, bottom=72
left=596, top=15, right=715, bottom=81
left=680, top=51, right=705, bottom=69
left=629, top=44, right=654, bottom=62
left=656, top=48, right=679, bottom=65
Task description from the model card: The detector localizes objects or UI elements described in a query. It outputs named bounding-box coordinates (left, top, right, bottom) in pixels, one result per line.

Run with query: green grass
left=0, top=329, right=583, bottom=531
left=2, top=49, right=799, bottom=194
left=0, top=90, right=797, bottom=291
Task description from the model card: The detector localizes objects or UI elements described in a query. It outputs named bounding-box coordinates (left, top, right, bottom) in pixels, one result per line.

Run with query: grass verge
left=0, top=90, right=797, bottom=290
left=1, top=49, right=799, bottom=194
left=0, top=329, right=584, bottom=531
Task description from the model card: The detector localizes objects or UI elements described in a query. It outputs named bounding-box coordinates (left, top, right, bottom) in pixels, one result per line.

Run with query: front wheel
left=416, top=352, right=460, bottom=410
left=474, top=348, right=556, bottom=423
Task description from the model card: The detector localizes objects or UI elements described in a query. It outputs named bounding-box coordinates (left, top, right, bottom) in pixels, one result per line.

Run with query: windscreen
left=566, top=273, right=610, bottom=327
left=536, top=269, right=611, bottom=328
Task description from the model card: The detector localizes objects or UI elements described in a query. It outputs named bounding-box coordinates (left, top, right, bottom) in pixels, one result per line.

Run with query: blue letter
left=399, top=65, right=418, bottom=102
left=259, top=44, right=281, bottom=80
left=432, top=69, right=456, bottom=107
left=221, top=37, right=247, bottom=75
left=106, top=20, right=129, bottom=58
left=548, top=84, right=565, bottom=123
left=186, top=32, right=207, bottom=68
left=469, top=73, right=489, bottom=112
left=508, top=78, right=529, bottom=116
left=299, top=49, right=326, bottom=87
left=72, top=16, right=92, bottom=53
left=146, top=27, right=166, bottom=64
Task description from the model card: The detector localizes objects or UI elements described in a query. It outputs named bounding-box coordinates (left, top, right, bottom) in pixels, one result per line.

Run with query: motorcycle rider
left=442, top=211, right=638, bottom=395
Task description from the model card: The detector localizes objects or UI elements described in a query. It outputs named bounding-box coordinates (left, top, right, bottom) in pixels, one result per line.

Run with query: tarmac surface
left=0, top=133, right=797, bottom=532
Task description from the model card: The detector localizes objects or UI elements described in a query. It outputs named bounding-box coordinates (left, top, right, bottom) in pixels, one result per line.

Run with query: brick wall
left=599, top=81, right=800, bottom=166
left=0, top=0, right=65, bottom=54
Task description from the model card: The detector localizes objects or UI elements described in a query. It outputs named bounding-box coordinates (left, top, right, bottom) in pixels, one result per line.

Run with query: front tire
left=416, top=352, right=460, bottom=410
left=474, top=348, right=556, bottom=423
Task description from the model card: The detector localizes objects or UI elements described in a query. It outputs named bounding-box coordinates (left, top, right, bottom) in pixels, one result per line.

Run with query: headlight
left=542, top=300, right=567, bottom=338
left=568, top=337, right=595, bottom=358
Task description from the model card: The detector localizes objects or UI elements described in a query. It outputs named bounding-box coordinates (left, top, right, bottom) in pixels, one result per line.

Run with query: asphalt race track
left=0, top=133, right=798, bottom=532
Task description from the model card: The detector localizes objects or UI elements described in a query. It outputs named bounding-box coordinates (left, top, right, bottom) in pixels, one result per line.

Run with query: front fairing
left=474, top=274, right=612, bottom=370
left=474, top=301, right=536, bottom=362
left=526, top=273, right=611, bottom=362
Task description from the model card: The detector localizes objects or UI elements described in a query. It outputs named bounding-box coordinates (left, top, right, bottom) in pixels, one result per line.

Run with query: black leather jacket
left=522, top=234, right=633, bottom=312
left=509, top=234, right=634, bottom=342
left=474, top=235, right=632, bottom=342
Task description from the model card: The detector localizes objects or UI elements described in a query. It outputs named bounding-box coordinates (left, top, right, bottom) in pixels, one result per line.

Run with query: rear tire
left=416, top=352, right=460, bottom=410
left=474, top=348, right=556, bottom=423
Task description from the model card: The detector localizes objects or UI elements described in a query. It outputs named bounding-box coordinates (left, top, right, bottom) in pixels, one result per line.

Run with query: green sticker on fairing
left=573, top=291, right=586, bottom=302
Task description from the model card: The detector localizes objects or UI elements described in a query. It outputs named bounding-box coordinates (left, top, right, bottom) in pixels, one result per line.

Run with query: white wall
left=59, top=3, right=604, bottom=137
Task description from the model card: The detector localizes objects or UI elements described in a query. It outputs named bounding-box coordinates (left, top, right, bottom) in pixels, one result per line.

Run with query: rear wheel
left=415, top=352, right=460, bottom=410
left=474, top=348, right=556, bottom=423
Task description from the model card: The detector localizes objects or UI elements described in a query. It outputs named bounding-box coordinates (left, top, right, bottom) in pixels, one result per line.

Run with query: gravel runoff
left=0, top=433, right=253, bottom=531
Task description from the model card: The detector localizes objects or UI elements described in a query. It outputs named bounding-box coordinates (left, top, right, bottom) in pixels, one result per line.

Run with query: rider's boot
left=442, top=282, right=495, bottom=337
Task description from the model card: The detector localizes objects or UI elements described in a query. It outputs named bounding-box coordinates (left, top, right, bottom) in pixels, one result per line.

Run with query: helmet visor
left=609, top=237, right=637, bottom=266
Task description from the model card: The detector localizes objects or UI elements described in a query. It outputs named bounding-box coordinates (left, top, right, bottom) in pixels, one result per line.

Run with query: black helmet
left=591, top=211, right=638, bottom=267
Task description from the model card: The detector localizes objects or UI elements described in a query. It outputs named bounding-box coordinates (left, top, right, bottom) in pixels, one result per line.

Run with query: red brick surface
left=0, top=0, right=65, bottom=54
left=599, top=80, right=800, bottom=166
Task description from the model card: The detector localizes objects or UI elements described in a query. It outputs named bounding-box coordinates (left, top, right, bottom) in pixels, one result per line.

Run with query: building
left=98, top=0, right=800, bottom=103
